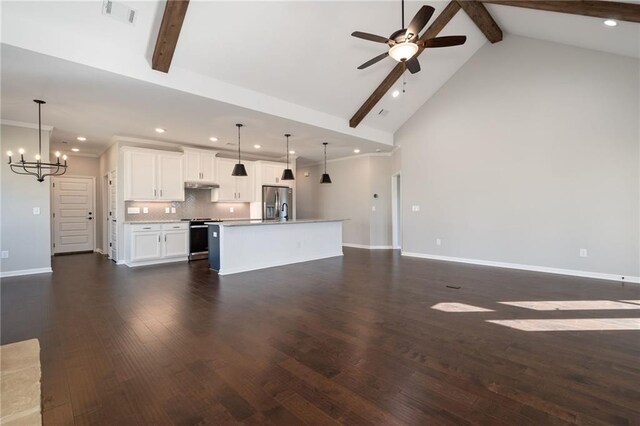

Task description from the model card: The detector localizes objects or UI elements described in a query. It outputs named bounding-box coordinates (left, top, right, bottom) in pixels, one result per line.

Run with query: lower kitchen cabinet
left=124, top=222, right=189, bottom=266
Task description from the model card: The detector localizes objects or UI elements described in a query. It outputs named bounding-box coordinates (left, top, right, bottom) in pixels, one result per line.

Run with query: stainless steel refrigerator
left=262, top=186, right=293, bottom=221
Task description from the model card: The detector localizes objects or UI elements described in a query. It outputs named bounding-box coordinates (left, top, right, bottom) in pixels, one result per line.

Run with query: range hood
left=185, top=182, right=219, bottom=189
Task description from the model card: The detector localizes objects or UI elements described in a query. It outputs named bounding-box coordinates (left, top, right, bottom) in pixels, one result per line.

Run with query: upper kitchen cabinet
left=183, top=149, right=217, bottom=182
left=254, top=161, right=294, bottom=188
left=123, top=147, right=184, bottom=201
left=212, top=158, right=255, bottom=202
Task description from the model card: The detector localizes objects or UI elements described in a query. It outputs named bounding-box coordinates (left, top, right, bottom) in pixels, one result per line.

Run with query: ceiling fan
left=352, top=0, right=467, bottom=74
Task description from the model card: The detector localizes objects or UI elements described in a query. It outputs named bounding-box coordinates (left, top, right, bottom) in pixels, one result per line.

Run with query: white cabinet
left=212, top=158, right=255, bottom=202
left=123, top=148, right=184, bottom=201
left=125, top=223, right=189, bottom=266
left=184, top=149, right=217, bottom=182
left=157, top=154, right=184, bottom=200
left=260, top=162, right=290, bottom=186
left=124, top=150, right=156, bottom=200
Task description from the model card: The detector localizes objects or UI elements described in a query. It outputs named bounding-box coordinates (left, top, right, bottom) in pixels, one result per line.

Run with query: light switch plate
left=1, top=251, right=8, bottom=259
left=127, top=207, right=140, bottom=214
left=171, top=207, right=176, bottom=213
left=142, top=207, right=149, bottom=214
left=230, top=207, right=234, bottom=213
left=579, top=248, right=588, bottom=258
left=372, top=206, right=376, bottom=212
left=33, top=207, right=40, bottom=215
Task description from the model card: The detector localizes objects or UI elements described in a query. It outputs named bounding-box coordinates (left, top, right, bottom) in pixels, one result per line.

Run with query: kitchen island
left=206, top=219, right=344, bottom=275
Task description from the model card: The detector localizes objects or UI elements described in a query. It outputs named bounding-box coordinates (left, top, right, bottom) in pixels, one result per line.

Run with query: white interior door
left=53, top=177, right=95, bottom=253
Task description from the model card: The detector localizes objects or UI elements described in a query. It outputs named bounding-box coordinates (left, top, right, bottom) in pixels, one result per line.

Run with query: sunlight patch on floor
left=431, top=303, right=494, bottom=312
left=487, top=318, right=640, bottom=331
left=499, top=300, right=640, bottom=311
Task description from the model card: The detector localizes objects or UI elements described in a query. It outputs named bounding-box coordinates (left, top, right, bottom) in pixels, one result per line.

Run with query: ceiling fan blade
left=405, top=57, right=421, bottom=74
left=419, top=35, right=467, bottom=48
left=357, top=52, right=389, bottom=70
left=406, top=5, right=435, bottom=40
left=351, top=31, right=391, bottom=44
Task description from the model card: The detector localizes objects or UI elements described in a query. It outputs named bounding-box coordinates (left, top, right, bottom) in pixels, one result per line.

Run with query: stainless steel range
left=182, top=218, right=221, bottom=261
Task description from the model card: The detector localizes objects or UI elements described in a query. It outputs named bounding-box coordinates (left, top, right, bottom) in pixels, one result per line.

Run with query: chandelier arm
left=41, top=164, right=67, bottom=180
left=9, top=165, right=39, bottom=175
left=11, top=164, right=41, bottom=178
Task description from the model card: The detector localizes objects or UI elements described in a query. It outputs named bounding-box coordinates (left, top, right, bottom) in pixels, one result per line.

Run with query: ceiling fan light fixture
left=389, top=42, right=419, bottom=62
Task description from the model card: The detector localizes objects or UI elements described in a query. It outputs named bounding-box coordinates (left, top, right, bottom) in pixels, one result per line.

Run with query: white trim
left=343, top=243, right=393, bottom=250
left=218, top=252, right=343, bottom=275
left=1, top=119, right=54, bottom=131
left=0, top=268, right=53, bottom=278
left=94, top=248, right=104, bottom=255
left=124, top=257, right=188, bottom=268
left=401, top=252, right=640, bottom=284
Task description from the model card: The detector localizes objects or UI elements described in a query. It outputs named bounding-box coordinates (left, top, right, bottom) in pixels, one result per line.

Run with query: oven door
left=189, top=225, right=209, bottom=260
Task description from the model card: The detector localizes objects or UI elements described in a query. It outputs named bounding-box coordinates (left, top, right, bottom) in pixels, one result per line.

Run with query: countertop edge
left=206, top=219, right=346, bottom=227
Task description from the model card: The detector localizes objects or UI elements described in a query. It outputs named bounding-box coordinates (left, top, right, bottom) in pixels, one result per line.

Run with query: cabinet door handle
left=143, top=227, right=151, bottom=230
left=154, top=189, right=157, bottom=197
left=164, top=235, right=167, bottom=242
left=158, top=235, right=160, bottom=243
left=160, top=189, right=163, bottom=197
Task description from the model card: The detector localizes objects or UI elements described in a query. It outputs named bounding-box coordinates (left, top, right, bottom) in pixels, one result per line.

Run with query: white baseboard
left=401, top=252, right=640, bottom=284
left=0, top=267, right=53, bottom=278
left=343, top=243, right=393, bottom=250
left=124, top=257, right=188, bottom=268
left=219, top=251, right=343, bottom=276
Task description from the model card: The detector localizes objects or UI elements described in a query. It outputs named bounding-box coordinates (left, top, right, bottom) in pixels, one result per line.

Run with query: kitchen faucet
left=281, top=202, right=289, bottom=221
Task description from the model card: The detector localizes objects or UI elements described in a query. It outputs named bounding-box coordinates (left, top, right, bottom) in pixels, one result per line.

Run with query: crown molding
left=1, top=119, right=54, bottom=131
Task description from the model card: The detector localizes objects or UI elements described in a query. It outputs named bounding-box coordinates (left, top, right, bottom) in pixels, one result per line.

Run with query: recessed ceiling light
left=392, top=90, right=400, bottom=98
left=603, top=19, right=618, bottom=27
left=354, top=149, right=361, bottom=154
left=71, top=148, right=80, bottom=152
left=289, top=150, right=295, bottom=154
left=77, top=136, right=86, bottom=141
left=155, top=128, right=166, bottom=133
left=254, top=144, right=261, bottom=149
left=209, top=137, right=218, bottom=142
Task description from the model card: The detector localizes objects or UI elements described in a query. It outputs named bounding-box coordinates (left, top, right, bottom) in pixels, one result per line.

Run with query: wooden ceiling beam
left=349, top=1, right=461, bottom=128
left=152, top=0, right=190, bottom=73
left=479, top=1, right=640, bottom=23
left=457, top=1, right=503, bottom=43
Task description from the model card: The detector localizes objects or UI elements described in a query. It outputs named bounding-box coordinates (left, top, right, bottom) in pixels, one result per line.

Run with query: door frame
left=51, top=175, right=97, bottom=254
left=391, top=172, right=401, bottom=250
left=102, top=173, right=109, bottom=255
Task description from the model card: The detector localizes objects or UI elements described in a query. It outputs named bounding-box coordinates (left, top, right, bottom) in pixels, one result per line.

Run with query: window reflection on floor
left=487, top=318, right=640, bottom=331
left=499, top=300, right=640, bottom=311
left=431, top=302, right=494, bottom=312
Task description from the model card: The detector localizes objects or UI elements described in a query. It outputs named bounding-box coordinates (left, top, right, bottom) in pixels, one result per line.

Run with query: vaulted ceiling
left=1, top=1, right=638, bottom=161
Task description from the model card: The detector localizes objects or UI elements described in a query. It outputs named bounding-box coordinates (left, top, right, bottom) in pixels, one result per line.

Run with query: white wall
left=297, top=155, right=393, bottom=247
left=396, top=35, right=640, bottom=279
left=1, top=124, right=52, bottom=276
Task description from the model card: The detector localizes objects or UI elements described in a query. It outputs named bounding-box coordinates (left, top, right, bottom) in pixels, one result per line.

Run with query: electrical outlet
left=165, top=207, right=170, bottom=214
left=142, top=207, right=149, bottom=214
left=579, top=248, right=588, bottom=258
left=1, top=251, right=8, bottom=259
left=372, top=206, right=376, bottom=212
left=127, top=207, right=140, bottom=214
left=33, top=207, right=40, bottom=215
left=412, top=205, right=420, bottom=212
left=436, top=238, right=441, bottom=246
left=171, top=207, right=176, bottom=213
left=230, top=207, right=234, bottom=213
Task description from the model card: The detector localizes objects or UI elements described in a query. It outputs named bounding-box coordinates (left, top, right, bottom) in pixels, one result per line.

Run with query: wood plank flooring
left=1, top=249, right=639, bottom=425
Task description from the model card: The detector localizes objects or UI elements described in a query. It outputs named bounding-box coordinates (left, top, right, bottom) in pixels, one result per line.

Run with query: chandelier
left=6, top=100, right=68, bottom=182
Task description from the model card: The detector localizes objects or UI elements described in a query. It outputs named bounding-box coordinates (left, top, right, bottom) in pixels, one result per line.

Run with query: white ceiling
left=1, top=45, right=392, bottom=163
left=1, top=1, right=638, bottom=161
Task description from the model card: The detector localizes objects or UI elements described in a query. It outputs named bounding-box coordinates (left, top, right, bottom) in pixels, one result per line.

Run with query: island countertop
left=205, top=219, right=345, bottom=227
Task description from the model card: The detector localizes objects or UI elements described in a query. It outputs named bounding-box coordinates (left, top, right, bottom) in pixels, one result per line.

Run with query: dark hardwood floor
left=2, top=249, right=639, bottom=425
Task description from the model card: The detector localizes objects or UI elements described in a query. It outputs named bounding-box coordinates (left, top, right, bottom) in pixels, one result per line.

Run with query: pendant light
left=320, top=142, right=332, bottom=184
left=6, top=100, right=68, bottom=182
left=281, top=133, right=295, bottom=181
left=231, top=123, right=248, bottom=177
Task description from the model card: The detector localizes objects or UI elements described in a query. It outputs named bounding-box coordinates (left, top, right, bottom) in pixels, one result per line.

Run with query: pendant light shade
left=231, top=123, right=248, bottom=177
left=281, top=133, right=295, bottom=181
left=320, top=142, right=332, bottom=184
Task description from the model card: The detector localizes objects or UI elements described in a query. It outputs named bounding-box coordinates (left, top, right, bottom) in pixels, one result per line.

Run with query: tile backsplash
left=125, top=189, right=251, bottom=221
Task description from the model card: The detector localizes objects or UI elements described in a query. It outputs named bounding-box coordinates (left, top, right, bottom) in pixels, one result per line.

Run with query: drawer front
left=162, top=222, right=189, bottom=231
left=130, top=223, right=162, bottom=232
